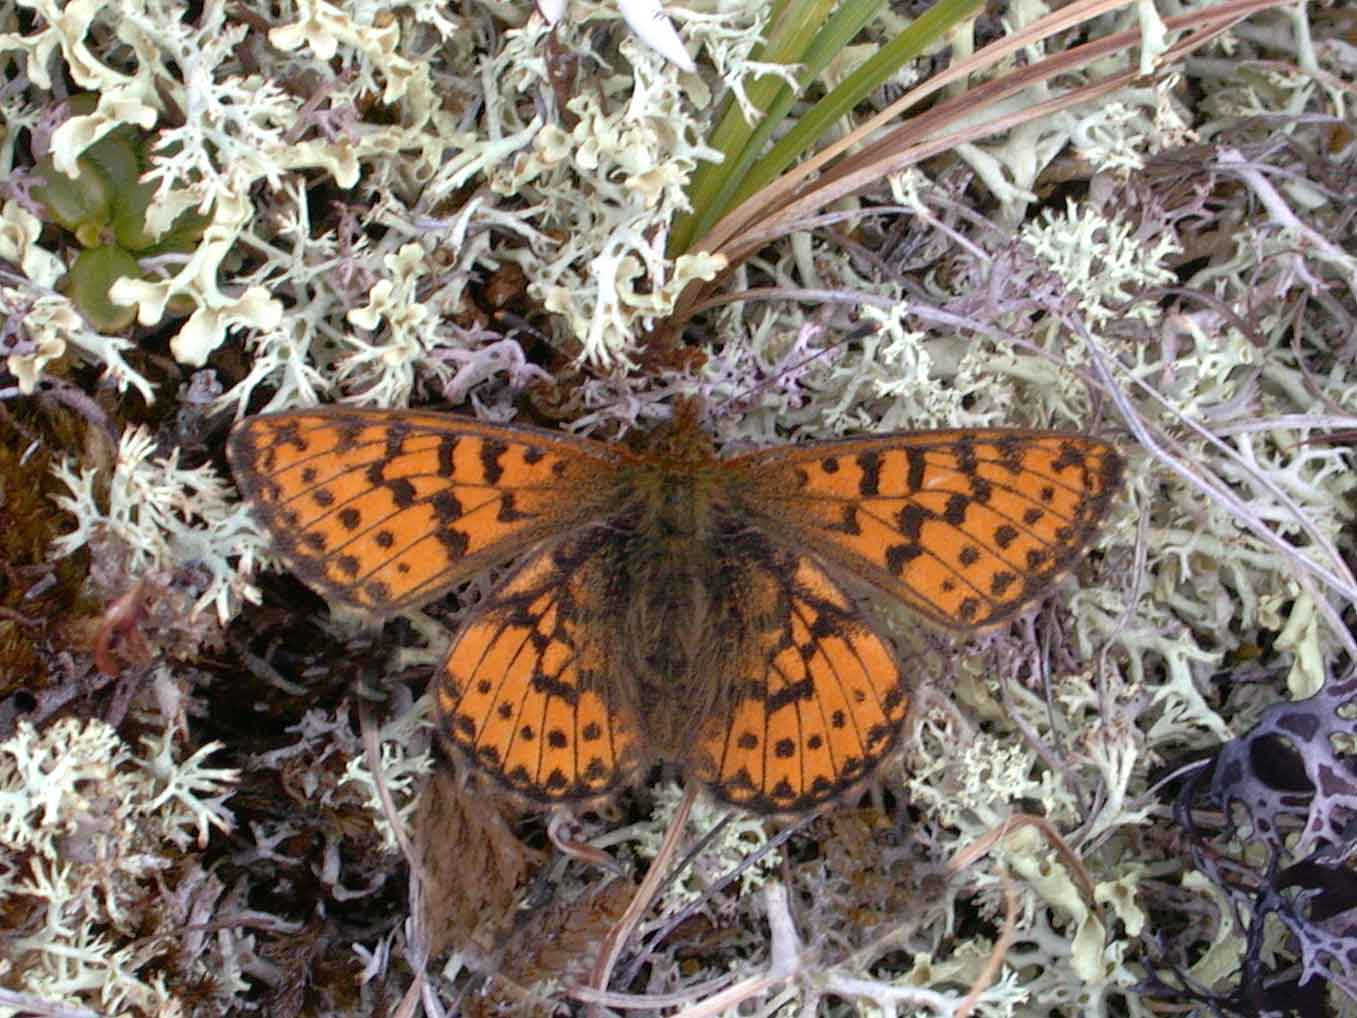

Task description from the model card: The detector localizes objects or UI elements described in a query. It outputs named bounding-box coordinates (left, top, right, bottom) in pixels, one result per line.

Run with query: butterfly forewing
left=227, top=409, right=620, bottom=616
left=734, top=430, right=1124, bottom=630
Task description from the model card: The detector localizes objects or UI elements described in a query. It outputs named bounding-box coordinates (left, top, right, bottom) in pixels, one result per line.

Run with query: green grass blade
left=673, top=0, right=983, bottom=255
left=671, top=0, right=859, bottom=255
left=727, top=0, right=984, bottom=213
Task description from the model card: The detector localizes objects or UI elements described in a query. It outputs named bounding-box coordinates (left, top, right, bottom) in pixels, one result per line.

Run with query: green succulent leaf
left=31, top=95, right=194, bottom=255
left=66, top=245, right=141, bottom=332
left=32, top=153, right=115, bottom=239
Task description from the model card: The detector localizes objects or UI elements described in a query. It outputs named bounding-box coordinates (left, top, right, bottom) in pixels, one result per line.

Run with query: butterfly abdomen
left=573, top=465, right=742, bottom=750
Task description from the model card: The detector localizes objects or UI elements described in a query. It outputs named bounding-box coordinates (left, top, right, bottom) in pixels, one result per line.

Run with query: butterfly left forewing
left=732, top=429, right=1123, bottom=630
left=228, top=409, right=620, bottom=616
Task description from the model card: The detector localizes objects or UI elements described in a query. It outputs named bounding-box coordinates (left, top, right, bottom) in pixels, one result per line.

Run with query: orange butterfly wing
left=226, top=409, right=620, bottom=616
left=436, top=534, right=647, bottom=805
left=733, top=429, right=1124, bottom=630
left=685, top=546, right=909, bottom=814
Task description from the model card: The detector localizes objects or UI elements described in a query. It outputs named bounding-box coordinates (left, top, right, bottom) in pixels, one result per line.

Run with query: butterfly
left=227, top=405, right=1123, bottom=815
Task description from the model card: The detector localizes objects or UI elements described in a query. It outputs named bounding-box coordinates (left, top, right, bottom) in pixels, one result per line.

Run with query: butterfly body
left=554, top=461, right=790, bottom=758
left=229, top=408, right=1123, bottom=814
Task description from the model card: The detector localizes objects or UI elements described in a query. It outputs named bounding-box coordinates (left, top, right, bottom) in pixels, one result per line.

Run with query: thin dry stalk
left=584, top=782, right=699, bottom=1014
left=955, top=869, right=1021, bottom=1018
left=949, top=813, right=1099, bottom=909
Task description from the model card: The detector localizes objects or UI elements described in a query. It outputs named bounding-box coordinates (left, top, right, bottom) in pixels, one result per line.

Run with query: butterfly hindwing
left=435, top=535, right=647, bottom=805
left=686, top=547, right=909, bottom=813
left=734, top=429, right=1123, bottom=630
left=227, top=409, right=619, bottom=616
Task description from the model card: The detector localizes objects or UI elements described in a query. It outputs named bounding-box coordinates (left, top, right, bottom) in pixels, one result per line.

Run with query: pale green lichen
left=0, top=200, right=65, bottom=287
left=46, top=92, right=159, bottom=179
left=269, top=0, right=422, bottom=104
left=0, top=716, right=240, bottom=1017
left=50, top=426, right=265, bottom=624
left=0, top=0, right=162, bottom=99
left=613, top=0, right=697, bottom=72
left=1066, top=76, right=1198, bottom=174
left=338, top=695, right=436, bottom=853
left=908, top=728, right=1070, bottom=833
left=948, top=0, right=1184, bottom=223
left=1181, top=869, right=1247, bottom=988
left=3, top=295, right=78, bottom=395
left=1019, top=199, right=1181, bottom=326
left=110, top=186, right=285, bottom=367
left=336, top=242, right=437, bottom=406
left=634, top=782, right=780, bottom=910
left=482, top=19, right=730, bottom=368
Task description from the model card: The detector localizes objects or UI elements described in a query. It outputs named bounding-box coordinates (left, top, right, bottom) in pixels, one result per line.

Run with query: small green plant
left=32, top=95, right=211, bottom=331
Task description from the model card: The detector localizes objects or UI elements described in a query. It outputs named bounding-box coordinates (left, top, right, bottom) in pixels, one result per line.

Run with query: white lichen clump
left=50, top=426, right=265, bottom=624
left=0, top=718, right=240, bottom=1016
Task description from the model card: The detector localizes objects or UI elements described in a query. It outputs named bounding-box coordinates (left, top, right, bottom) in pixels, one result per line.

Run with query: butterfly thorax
left=634, top=404, right=720, bottom=466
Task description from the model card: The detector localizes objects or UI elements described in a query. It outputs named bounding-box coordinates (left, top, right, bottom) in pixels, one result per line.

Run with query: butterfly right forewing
left=734, top=429, right=1124, bottom=630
